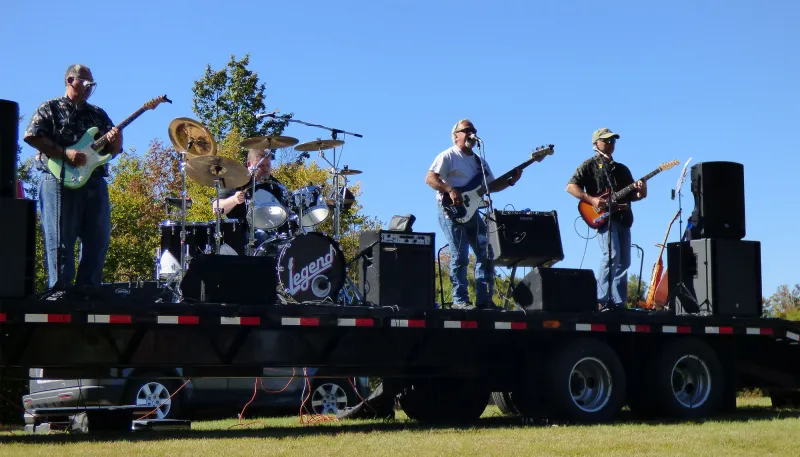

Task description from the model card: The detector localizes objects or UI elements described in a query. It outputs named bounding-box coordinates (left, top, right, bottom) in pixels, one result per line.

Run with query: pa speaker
left=487, top=210, right=564, bottom=267
left=358, top=230, right=435, bottom=310
left=0, top=100, right=19, bottom=199
left=512, top=267, right=597, bottom=313
left=181, top=254, right=277, bottom=305
left=689, top=161, right=745, bottom=240
left=0, top=198, right=36, bottom=297
left=666, top=238, right=761, bottom=317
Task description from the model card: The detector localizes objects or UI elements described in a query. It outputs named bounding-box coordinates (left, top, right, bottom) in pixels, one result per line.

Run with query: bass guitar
left=47, top=94, right=172, bottom=189
left=638, top=210, right=679, bottom=309
left=577, top=160, right=679, bottom=228
left=440, top=144, right=554, bottom=223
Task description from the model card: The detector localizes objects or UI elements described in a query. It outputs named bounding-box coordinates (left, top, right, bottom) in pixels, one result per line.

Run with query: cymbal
left=186, top=156, right=249, bottom=189
left=338, top=166, right=362, bottom=176
left=240, top=135, right=299, bottom=150
left=168, top=118, right=217, bottom=156
left=294, top=139, right=344, bottom=152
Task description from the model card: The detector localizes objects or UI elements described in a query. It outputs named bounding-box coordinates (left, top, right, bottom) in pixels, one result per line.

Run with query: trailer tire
left=491, top=392, right=519, bottom=416
left=652, top=338, right=723, bottom=419
left=543, top=338, right=626, bottom=423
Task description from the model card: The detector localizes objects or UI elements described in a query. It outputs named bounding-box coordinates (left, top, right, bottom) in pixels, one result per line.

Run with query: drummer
left=212, top=148, right=289, bottom=248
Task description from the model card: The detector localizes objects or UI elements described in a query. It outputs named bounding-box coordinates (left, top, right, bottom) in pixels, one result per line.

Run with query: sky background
left=4, top=0, right=799, bottom=298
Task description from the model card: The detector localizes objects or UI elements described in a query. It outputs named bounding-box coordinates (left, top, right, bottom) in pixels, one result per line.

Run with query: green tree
left=764, top=284, right=800, bottom=320
left=435, top=250, right=513, bottom=309
left=192, top=54, right=295, bottom=164
left=627, top=274, right=647, bottom=308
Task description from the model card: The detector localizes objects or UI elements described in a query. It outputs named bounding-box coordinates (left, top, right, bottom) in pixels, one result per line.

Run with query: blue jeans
left=38, top=173, right=111, bottom=289
left=437, top=206, right=494, bottom=306
left=596, top=220, right=631, bottom=306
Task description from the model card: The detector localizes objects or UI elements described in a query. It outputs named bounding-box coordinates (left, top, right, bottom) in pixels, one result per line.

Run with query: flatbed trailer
left=2, top=294, right=800, bottom=424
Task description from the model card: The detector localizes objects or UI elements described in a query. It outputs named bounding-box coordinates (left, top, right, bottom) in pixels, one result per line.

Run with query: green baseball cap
left=592, top=128, right=620, bottom=143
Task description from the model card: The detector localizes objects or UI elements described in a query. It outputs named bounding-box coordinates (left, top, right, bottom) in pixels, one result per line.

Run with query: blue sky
left=4, top=0, right=799, bottom=298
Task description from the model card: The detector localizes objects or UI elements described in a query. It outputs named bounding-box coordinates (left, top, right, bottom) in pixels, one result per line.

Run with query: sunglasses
left=457, top=128, right=477, bottom=135
left=600, top=138, right=616, bottom=144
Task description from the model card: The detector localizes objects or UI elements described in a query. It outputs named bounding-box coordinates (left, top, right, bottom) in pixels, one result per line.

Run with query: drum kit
left=156, top=117, right=364, bottom=305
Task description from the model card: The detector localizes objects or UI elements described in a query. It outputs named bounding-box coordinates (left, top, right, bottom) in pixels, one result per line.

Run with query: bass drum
left=276, top=233, right=345, bottom=303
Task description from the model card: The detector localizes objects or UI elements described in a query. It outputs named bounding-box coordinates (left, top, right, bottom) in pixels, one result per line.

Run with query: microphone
left=82, top=80, right=96, bottom=87
left=468, top=133, right=482, bottom=143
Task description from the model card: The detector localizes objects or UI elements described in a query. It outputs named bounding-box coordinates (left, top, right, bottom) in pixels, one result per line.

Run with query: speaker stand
left=666, top=170, right=701, bottom=315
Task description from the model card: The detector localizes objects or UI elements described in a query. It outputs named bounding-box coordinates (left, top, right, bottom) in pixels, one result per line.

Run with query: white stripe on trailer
left=24, top=314, right=48, bottom=323
left=158, top=315, right=179, bottom=324
left=576, top=323, right=592, bottom=331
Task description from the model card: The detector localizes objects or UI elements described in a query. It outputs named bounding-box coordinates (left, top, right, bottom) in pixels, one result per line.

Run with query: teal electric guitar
left=47, top=94, right=171, bottom=189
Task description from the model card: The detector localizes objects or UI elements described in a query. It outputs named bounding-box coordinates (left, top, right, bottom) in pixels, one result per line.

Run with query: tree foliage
left=192, top=53, right=295, bottom=164
left=435, top=250, right=513, bottom=309
left=764, top=284, right=800, bottom=320
left=627, top=274, right=647, bottom=308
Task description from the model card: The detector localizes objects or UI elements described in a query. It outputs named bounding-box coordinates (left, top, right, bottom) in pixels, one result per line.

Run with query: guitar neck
left=488, top=155, right=540, bottom=187
left=90, top=106, right=147, bottom=151
left=612, top=167, right=662, bottom=201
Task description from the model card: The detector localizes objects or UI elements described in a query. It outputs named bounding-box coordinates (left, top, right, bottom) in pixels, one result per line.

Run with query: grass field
left=1, top=398, right=800, bottom=456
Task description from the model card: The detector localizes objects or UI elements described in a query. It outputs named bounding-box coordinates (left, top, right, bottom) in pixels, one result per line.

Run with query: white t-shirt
left=429, top=146, right=495, bottom=203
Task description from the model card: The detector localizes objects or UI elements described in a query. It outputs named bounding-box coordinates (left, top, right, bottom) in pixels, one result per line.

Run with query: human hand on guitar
left=448, top=188, right=463, bottom=206
left=65, top=149, right=87, bottom=167
left=589, top=195, right=607, bottom=210
left=509, top=168, right=522, bottom=185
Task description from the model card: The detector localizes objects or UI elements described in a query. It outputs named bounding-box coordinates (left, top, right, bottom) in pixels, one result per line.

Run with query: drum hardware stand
left=246, top=153, right=269, bottom=256
left=158, top=141, right=194, bottom=303
left=212, top=175, right=225, bottom=255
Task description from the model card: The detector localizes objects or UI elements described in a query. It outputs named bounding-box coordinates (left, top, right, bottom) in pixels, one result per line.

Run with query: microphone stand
left=598, top=157, right=617, bottom=309
left=665, top=159, right=701, bottom=314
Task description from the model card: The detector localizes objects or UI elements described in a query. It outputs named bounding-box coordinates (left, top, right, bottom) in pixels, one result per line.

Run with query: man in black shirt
left=212, top=149, right=289, bottom=253
left=566, top=128, right=647, bottom=309
left=24, top=64, right=122, bottom=289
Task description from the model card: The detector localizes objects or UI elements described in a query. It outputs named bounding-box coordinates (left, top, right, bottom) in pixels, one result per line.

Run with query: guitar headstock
left=659, top=160, right=680, bottom=171
left=144, top=95, right=172, bottom=110
left=531, top=144, right=555, bottom=159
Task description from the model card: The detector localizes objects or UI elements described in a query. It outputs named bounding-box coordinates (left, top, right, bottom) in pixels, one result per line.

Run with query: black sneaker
left=451, top=302, right=475, bottom=310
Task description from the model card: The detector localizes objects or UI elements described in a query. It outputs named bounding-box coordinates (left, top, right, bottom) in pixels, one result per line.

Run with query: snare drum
left=209, top=219, right=247, bottom=256
left=276, top=232, right=345, bottom=302
left=158, top=221, right=211, bottom=278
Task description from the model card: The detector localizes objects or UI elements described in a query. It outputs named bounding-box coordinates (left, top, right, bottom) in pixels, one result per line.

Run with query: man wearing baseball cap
left=566, top=128, right=647, bottom=310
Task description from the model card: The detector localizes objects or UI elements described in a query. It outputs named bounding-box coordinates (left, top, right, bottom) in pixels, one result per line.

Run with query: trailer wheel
left=544, top=339, right=626, bottom=423
left=491, top=392, right=519, bottom=416
left=652, top=338, right=723, bottom=419
left=399, top=378, right=489, bottom=424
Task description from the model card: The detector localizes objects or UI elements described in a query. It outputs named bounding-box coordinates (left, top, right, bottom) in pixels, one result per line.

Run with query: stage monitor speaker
left=0, top=198, right=36, bottom=298
left=666, top=238, right=761, bottom=317
left=181, top=254, right=277, bottom=305
left=689, top=161, right=745, bottom=240
left=0, top=100, right=19, bottom=199
left=487, top=209, right=564, bottom=267
left=358, top=230, right=435, bottom=310
left=512, top=267, right=597, bottom=313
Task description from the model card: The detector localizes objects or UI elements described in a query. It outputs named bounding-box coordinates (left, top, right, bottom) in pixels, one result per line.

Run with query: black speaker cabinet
left=181, top=254, right=277, bottom=305
left=0, top=198, right=36, bottom=298
left=512, top=267, right=597, bottom=313
left=487, top=210, right=564, bottom=267
left=666, top=238, right=761, bottom=317
left=0, top=100, right=19, bottom=199
left=689, top=161, right=745, bottom=240
left=358, top=230, right=435, bottom=309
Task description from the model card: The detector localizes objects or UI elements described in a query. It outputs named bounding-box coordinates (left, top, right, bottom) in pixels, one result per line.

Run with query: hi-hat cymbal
left=168, top=118, right=217, bottom=156
left=338, top=166, right=362, bottom=176
left=186, top=156, right=249, bottom=189
left=294, top=139, right=345, bottom=152
left=240, top=135, right=299, bottom=150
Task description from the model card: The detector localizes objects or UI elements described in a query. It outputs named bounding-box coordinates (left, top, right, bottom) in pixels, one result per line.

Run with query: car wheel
left=310, top=379, right=357, bottom=415
left=125, top=374, right=183, bottom=420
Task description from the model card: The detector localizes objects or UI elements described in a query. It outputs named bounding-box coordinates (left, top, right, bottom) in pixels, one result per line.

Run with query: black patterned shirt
left=568, top=155, right=636, bottom=227
left=23, top=96, right=117, bottom=177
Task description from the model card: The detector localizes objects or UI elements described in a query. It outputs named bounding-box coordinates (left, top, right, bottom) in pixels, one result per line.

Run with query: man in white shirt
left=425, top=119, right=521, bottom=310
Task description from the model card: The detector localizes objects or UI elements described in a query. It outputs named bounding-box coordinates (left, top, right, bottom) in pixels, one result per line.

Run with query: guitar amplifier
left=359, top=230, right=435, bottom=310
left=487, top=209, right=564, bottom=267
